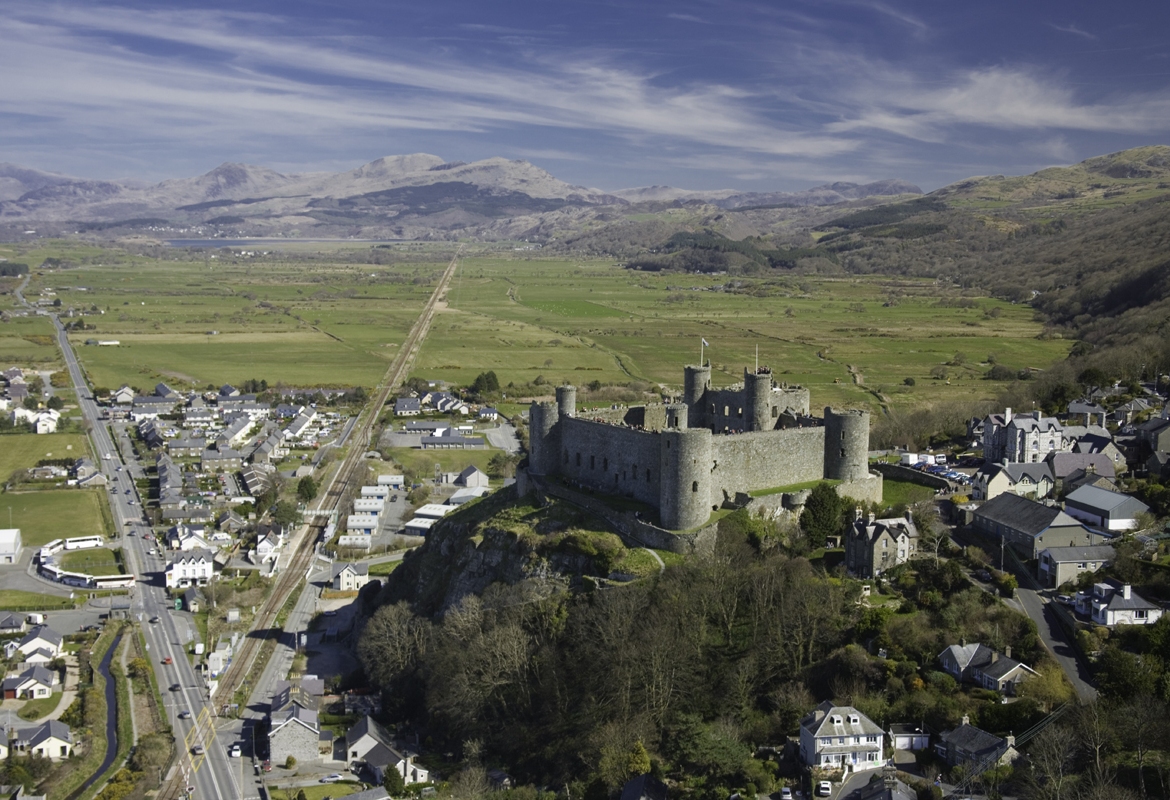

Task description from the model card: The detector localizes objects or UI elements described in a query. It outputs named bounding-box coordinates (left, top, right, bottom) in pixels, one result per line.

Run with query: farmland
left=0, top=242, right=1072, bottom=412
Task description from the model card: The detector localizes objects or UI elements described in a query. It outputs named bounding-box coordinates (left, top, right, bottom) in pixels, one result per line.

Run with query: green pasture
left=0, top=591, right=75, bottom=611
left=58, top=547, right=122, bottom=576
left=0, top=316, right=62, bottom=367
left=5, top=490, right=108, bottom=546
left=386, top=446, right=501, bottom=482
left=0, top=433, right=91, bottom=478
left=879, top=479, right=936, bottom=511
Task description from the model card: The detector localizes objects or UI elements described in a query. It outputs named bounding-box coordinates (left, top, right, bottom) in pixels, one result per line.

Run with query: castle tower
left=659, top=428, right=713, bottom=530
left=683, top=364, right=711, bottom=428
left=528, top=401, right=559, bottom=475
left=823, top=407, right=870, bottom=482
left=665, top=403, right=689, bottom=430
left=744, top=368, right=772, bottom=432
left=556, top=385, right=577, bottom=419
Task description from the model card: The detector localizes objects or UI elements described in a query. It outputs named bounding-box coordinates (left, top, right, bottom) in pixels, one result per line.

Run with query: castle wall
left=684, top=365, right=711, bottom=428
left=528, top=401, right=559, bottom=475
left=556, top=417, right=662, bottom=507
left=659, top=428, right=714, bottom=530
left=710, top=427, right=826, bottom=498
left=774, top=385, right=811, bottom=416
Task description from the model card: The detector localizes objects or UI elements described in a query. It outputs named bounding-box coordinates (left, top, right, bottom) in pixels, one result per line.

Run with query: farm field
left=0, top=433, right=91, bottom=479
left=5, top=490, right=109, bottom=546
left=3, top=242, right=1072, bottom=412
left=0, top=315, right=63, bottom=369
left=58, top=547, right=122, bottom=576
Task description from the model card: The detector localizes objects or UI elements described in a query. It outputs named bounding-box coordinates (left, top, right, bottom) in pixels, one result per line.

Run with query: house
left=972, top=461, right=1054, bottom=501
left=456, top=465, right=490, bottom=488
left=345, top=715, right=430, bottom=785
left=72, top=457, right=98, bottom=481
left=16, top=627, right=63, bottom=659
left=1063, top=485, right=1150, bottom=531
left=620, top=775, right=668, bottom=800
left=1067, top=400, right=1107, bottom=428
left=394, top=397, right=421, bottom=417
left=1114, top=398, right=1152, bottom=425
left=182, top=587, right=201, bottom=613
left=112, top=385, right=135, bottom=404
left=200, top=447, right=243, bottom=473
left=972, top=493, right=1108, bottom=559
left=845, top=511, right=918, bottom=578
left=1079, top=583, right=1164, bottom=627
left=254, top=533, right=281, bottom=563
left=165, top=524, right=211, bottom=552
left=935, top=717, right=1017, bottom=768
left=332, top=562, right=370, bottom=592
left=216, top=509, right=247, bottom=534
left=857, top=767, right=917, bottom=800
left=269, top=704, right=321, bottom=766
left=938, top=642, right=1036, bottom=694
left=478, top=407, right=500, bottom=422
left=154, top=382, right=179, bottom=399
left=1137, top=416, right=1170, bottom=455
left=1045, top=452, right=1115, bottom=492
left=9, top=720, right=73, bottom=760
left=1, top=666, right=56, bottom=699
left=0, top=529, right=21, bottom=564
left=10, top=408, right=59, bottom=434
left=165, top=549, right=216, bottom=589
left=798, top=701, right=884, bottom=772
left=1148, top=451, right=1170, bottom=480
left=1037, top=545, right=1116, bottom=588
left=983, top=408, right=1069, bottom=463
left=887, top=724, right=930, bottom=752
left=0, top=613, right=25, bottom=636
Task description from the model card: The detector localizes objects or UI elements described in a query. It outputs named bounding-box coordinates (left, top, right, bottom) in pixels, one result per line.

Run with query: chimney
left=855, top=507, right=863, bottom=522
left=991, top=651, right=999, bottom=663
left=1033, top=410, right=1042, bottom=420
left=1005, top=407, right=1012, bottom=423
left=1004, top=646, right=1011, bottom=660
left=905, top=509, right=913, bottom=524
left=1006, top=734, right=1016, bottom=748
left=959, top=637, right=966, bottom=647
left=868, top=512, right=876, bottom=525
left=1123, top=585, right=1132, bottom=600
left=961, top=714, right=970, bottom=726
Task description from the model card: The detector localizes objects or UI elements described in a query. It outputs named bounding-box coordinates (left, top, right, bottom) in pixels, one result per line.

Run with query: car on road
left=191, top=745, right=204, bottom=755
left=229, top=744, right=242, bottom=758
left=781, top=788, right=793, bottom=800
left=162, top=656, right=173, bottom=665
left=178, top=709, right=191, bottom=719
left=170, top=683, right=182, bottom=692
left=150, top=616, right=160, bottom=623
left=1055, top=594, right=1076, bottom=606
left=817, top=782, right=833, bottom=797
left=321, top=774, right=343, bottom=783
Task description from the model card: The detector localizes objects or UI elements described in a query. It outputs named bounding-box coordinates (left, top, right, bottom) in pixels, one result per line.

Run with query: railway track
left=213, top=249, right=462, bottom=708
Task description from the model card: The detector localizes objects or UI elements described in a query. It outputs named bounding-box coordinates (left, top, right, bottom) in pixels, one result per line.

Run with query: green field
left=368, top=560, right=402, bottom=576
left=879, top=478, right=936, bottom=511
left=387, top=446, right=501, bottom=483
left=5, top=490, right=109, bottom=546
left=0, top=433, right=91, bottom=479
left=0, top=591, right=75, bottom=610
left=0, top=316, right=63, bottom=368
left=58, top=547, right=122, bottom=576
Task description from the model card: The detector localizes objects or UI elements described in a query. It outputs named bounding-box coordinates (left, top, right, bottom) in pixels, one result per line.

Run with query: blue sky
left=3, top=0, right=1170, bottom=191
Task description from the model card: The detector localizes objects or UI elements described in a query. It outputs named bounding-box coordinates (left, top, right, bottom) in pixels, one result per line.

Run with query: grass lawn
left=18, top=692, right=62, bottom=721
left=750, top=479, right=842, bottom=497
left=880, top=478, right=936, bottom=511
left=58, top=547, right=122, bottom=576
left=0, top=591, right=75, bottom=611
left=0, top=433, right=91, bottom=479
left=4, top=490, right=109, bottom=546
left=367, top=561, right=401, bottom=576
left=269, top=784, right=364, bottom=800
left=387, top=447, right=502, bottom=483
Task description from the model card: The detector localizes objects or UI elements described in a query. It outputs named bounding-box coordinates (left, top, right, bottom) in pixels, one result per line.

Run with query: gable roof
left=800, top=700, right=883, bottom=737
left=974, top=494, right=1083, bottom=536
left=332, top=562, right=369, bottom=580
left=1040, top=544, right=1116, bottom=564
left=18, top=626, right=63, bottom=650
left=347, top=714, right=394, bottom=751
left=1046, top=452, right=1115, bottom=480
left=1065, top=485, right=1149, bottom=517
left=940, top=723, right=1004, bottom=755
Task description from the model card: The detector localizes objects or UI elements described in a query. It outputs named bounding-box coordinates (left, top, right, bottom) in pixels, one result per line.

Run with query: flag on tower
left=701, top=338, right=709, bottom=346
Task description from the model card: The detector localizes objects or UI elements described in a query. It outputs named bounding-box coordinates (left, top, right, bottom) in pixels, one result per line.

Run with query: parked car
left=817, top=782, right=833, bottom=797
left=781, top=788, right=793, bottom=800
left=1056, top=594, right=1076, bottom=606
left=229, top=744, right=242, bottom=758
left=321, top=774, right=343, bottom=783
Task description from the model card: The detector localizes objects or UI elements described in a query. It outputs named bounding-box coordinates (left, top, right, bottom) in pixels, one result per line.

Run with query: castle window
left=841, top=430, right=846, bottom=440
left=603, top=457, right=608, bottom=471
left=724, top=405, right=730, bottom=416
left=576, top=452, right=581, bottom=466
left=840, top=448, right=846, bottom=458
left=737, top=407, right=743, bottom=418
left=772, top=407, right=778, bottom=418
left=632, top=464, right=637, bottom=480
left=692, top=481, right=698, bottom=493
left=710, top=404, right=715, bottom=414
left=590, top=455, right=595, bottom=469
left=646, top=469, right=651, bottom=482
left=564, top=449, right=569, bottom=464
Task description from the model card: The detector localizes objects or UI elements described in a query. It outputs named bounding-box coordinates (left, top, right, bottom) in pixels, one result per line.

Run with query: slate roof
left=394, top=397, right=421, bottom=413
left=800, top=701, right=883, bottom=737
left=980, top=461, right=1053, bottom=485
left=974, top=494, right=1082, bottom=536
left=939, top=723, right=1005, bottom=755
left=1065, top=485, right=1149, bottom=517
left=1094, top=583, right=1161, bottom=612
left=332, top=562, right=369, bottom=580
left=938, top=643, right=1031, bottom=681
left=1008, top=414, right=1063, bottom=432
left=1047, top=452, right=1115, bottom=480
left=1068, top=400, right=1106, bottom=416
left=1041, top=544, right=1116, bottom=564
left=18, top=626, right=63, bottom=651
left=347, top=714, right=395, bottom=751
left=270, top=703, right=319, bottom=734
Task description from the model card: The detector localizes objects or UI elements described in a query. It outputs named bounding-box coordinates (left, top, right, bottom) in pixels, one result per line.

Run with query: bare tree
left=1026, top=725, right=1076, bottom=800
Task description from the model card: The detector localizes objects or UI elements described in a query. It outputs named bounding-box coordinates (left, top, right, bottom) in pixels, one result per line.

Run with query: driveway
left=484, top=422, right=521, bottom=454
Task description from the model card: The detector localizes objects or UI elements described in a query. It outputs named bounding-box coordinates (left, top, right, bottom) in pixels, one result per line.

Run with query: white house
left=938, top=642, right=1036, bottom=695
left=10, top=720, right=72, bottom=760
left=16, top=626, right=63, bottom=659
left=800, top=702, right=884, bottom=772
left=456, top=465, right=490, bottom=488
left=346, top=715, right=430, bottom=785
left=332, top=562, right=370, bottom=592
left=2, top=665, right=56, bottom=699
left=347, top=514, right=379, bottom=536
left=165, top=549, right=216, bottom=589
left=11, top=407, right=60, bottom=434
left=1079, top=583, right=1164, bottom=627
left=0, top=528, right=22, bottom=563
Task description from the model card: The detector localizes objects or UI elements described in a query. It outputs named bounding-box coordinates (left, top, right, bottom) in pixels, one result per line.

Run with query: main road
left=45, top=306, right=240, bottom=799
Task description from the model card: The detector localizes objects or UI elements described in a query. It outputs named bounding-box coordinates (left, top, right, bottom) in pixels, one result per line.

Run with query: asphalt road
left=49, top=313, right=242, bottom=799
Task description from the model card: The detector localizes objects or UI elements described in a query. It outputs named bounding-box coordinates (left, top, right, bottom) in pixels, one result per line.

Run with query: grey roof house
left=972, top=493, right=1107, bottom=559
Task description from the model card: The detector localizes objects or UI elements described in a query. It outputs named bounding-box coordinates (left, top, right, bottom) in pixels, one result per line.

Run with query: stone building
left=269, top=705, right=320, bottom=765
left=845, top=511, right=918, bottom=578
left=528, top=365, right=879, bottom=531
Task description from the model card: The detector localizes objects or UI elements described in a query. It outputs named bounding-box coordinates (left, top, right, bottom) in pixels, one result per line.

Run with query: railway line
left=212, top=248, right=462, bottom=709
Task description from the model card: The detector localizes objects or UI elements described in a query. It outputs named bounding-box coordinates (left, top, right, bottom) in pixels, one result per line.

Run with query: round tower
left=665, top=402, right=689, bottom=430
left=744, top=368, right=772, bottom=432
left=555, top=385, right=577, bottom=419
left=528, top=401, right=559, bottom=475
left=823, top=407, right=870, bottom=482
left=684, top=364, right=711, bottom=427
left=659, top=428, right=713, bottom=530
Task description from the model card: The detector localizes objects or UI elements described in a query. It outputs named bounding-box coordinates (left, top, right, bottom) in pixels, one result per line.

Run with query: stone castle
left=528, top=364, right=880, bottom=530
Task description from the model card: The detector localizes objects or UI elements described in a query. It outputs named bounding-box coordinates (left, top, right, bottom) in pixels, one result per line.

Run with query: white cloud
left=1050, top=23, right=1097, bottom=41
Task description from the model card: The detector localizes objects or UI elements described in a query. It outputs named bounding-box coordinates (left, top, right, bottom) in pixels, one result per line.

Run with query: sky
left=3, top=0, right=1170, bottom=192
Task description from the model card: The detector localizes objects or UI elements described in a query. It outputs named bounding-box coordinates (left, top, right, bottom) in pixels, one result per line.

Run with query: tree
left=296, top=475, right=318, bottom=503
left=270, top=501, right=302, bottom=527
left=127, top=657, right=151, bottom=680
left=46, top=396, right=64, bottom=410
left=1024, top=725, right=1075, bottom=800
left=384, top=767, right=406, bottom=795
left=799, top=483, right=845, bottom=548
left=296, top=791, right=308, bottom=800
left=470, top=371, right=500, bottom=397
left=487, top=452, right=519, bottom=479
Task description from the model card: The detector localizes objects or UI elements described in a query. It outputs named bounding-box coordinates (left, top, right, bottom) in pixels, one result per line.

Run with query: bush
left=284, top=755, right=297, bottom=769
left=985, top=364, right=1016, bottom=381
left=903, top=377, right=916, bottom=386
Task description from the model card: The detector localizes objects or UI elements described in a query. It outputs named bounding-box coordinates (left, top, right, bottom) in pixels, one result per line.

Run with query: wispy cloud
left=1050, top=22, right=1097, bottom=40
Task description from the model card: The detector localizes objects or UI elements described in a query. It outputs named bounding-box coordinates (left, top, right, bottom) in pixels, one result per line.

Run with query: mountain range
left=0, top=155, right=920, bottom=240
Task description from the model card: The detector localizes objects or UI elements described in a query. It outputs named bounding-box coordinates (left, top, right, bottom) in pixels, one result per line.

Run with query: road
left=47, top=312, right=241, bottom=800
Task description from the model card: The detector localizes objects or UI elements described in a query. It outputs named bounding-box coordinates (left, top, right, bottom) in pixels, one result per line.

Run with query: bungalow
left=1078, top=583, right=1164, bottom=627
left=345, top=715, right=430, bottom=785
left=2, top=665, right=56, bottom=699
left=478, top=407, right=499, bottom=422
left=0, top=612, right=25, bottom=636
left=10, top=720, right=73, bottom=760
left=1063, top=485, right=1150, bottom=532
left=972, top=461, right=1054, bottom=501
left=332, top=562, right=371, bottom=592
left=394, top=397, right=421, bottom=417
left=16, top=627, right=63, bottom=659
left=1037, top=545, right=1115, bottom=588
left=972, top=493, right=1107, bottom=560
left=799, top=701, right=884, bottom=772
left=935, top=716, right=1017, bottom=768
left=938, top=642, right=1036, bottom=694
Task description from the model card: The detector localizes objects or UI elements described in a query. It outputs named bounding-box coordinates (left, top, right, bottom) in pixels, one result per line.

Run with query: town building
left=1037, top=545, right=1115, bottom=588
left=972, top=493, right=1107, bottom=560
left=332, top=562, right=370, bottom=592
left=164, top=549, right=216, bottom=589
left=935, top=717, right=1017, bottom=768
left=799, top=701, right=884, bottom=772
left=938, top=642, right=1036, bottom=694
left=972, top=461, right=1054, bottom=501
left=1063, top=485, right=1150, bottom=531
left=844, top=511, right=918, bottom=578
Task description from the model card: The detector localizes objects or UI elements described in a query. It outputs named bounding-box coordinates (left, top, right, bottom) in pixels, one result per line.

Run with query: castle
left=528, top=364, right=880, bottom=530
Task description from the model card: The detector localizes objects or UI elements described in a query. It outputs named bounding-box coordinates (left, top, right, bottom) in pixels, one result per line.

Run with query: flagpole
left=700, top=338, right=704, bottom=367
